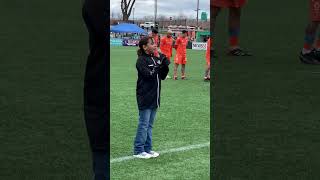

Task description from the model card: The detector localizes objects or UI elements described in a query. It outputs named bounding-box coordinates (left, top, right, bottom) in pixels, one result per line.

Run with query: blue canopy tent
left=110, top=23, right=147, bottom=34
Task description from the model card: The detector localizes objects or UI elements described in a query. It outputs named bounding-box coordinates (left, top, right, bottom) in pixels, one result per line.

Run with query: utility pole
left=154, top=0, right=157, bottom=24
left=195, top=0, right=200, bottom=29
left=133, top=7, right=135, bottom=23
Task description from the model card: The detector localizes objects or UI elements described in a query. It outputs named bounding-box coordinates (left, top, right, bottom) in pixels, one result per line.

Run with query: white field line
left=111, top=142, right=210, bottom=163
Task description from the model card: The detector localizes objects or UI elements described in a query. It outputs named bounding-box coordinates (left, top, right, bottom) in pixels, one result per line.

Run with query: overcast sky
left=110, top=0, right=210, bottom=19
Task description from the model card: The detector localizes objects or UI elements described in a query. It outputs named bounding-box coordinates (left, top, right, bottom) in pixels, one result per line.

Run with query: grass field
left=213, top=1, right=320, bottom=179
left=110, top=46, right=210, bottom=179
left=0, top=1, right=93, bottom=179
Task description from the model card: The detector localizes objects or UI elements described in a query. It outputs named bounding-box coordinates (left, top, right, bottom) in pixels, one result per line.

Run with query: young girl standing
left=133, top=37, right=170, bottom=159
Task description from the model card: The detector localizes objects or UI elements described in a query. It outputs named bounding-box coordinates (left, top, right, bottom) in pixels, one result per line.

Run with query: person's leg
left=303, top=22, right=319, bottom=54
left=92, top=152, right=108, bottom=180
left=144, top=108, right=157, bottom=153
left=204, top=64, right=210, bottom=80
left=181, top=56, right=187, bottom=79
left=166, top=57, right=171, bottom=79
left=82, top=1, right=109, bottom=179
left=173, top=63, right=179, bottom=80
left=300, top=0, right=320, bottom=64
left=134, top=109, right=151, bottom=154
left=181, top=64, right=186, bottom=79
left=228, top=7, right=241, bottom=50
left=299, top=22, right=320, bottom=64
left=227, top=7, right=251, bottom=56
left=207, top=64, right=211, bottom=79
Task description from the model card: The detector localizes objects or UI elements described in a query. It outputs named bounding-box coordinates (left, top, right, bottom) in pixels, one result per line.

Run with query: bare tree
left=117, top=12, right=123, bottom=20
left=121, top=0, right=136, bottom=21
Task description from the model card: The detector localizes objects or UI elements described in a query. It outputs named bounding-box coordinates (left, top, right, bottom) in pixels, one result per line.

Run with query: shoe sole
left=299, top=56, right=320, bottom=65
left=133, top=155, right=151, bottom=159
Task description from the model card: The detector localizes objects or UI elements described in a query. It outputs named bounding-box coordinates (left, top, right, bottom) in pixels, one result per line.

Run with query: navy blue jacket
left=136, top=53, right=170, bottom=110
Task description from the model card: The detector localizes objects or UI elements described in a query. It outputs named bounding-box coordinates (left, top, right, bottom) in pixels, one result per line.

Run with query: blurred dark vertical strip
left=210, top=1, right=214, bottom=180
left=82, top=0, right=110, bottom=179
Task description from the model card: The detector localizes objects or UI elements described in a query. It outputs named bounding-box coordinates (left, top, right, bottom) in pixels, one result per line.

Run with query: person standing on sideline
left=160, top=30, right=174, bottom=79
left=173, top=30, right=188, bottom=80
left=133, top=37, right=170, bottom=159
left=150, top=29, right=160, bottom=57
left=204, top=37, right=211, bottom=81
left=299, top=0, right=320, bottom=64
left=212, top=0, right=252, bottom=56
left=82, top=0, right=108, bottom=179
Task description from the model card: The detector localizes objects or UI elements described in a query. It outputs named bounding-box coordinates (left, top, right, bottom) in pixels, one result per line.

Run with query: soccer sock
left=204, top=68, right=209, bottom=78
left=229, top=27, right=240, bottom=49
left=173, top=64, right=178, bottom=78
left=302, top=21, right=319, bottom=54
left=181, top=65, right=186, bottom=77
left=303, top=33, right=315, bottom=54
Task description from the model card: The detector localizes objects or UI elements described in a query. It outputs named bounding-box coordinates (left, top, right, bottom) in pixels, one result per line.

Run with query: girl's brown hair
left=137, top=36, right=153, bottom=56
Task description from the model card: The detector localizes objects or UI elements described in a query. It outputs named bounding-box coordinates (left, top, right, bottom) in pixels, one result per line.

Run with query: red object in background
left=212, top=0, right=247, bottom=8
left=310, top=0, right=320, bottom=21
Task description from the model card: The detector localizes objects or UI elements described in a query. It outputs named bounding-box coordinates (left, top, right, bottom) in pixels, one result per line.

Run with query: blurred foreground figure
left=82, top=0, right=109, bottom=179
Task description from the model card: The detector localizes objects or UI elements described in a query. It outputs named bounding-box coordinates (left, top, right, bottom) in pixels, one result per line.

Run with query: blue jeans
left=134, top=108, right=157, bottom=154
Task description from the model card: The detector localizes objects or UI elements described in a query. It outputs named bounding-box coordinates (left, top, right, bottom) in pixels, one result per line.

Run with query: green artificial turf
left=0, top=1, right=93, bottom=179
left=110, top=46, right=210, bottom=179
left=213, top=1, right=320, bottom=179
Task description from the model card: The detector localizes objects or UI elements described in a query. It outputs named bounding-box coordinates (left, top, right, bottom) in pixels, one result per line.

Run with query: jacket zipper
left=151, top=57, right=160, bottom=108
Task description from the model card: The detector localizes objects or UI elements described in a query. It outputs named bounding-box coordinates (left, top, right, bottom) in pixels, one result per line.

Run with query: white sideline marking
left=111, top=142, right=210, bottom=163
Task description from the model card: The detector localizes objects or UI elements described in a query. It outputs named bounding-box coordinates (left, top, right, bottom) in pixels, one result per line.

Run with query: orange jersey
left=206, top=38, right=211, bottom=65
left=160, top=36, right=173, bottom=59
left=174, top=36, right=188, bottom=64
left=174, top=36, right=188, bottom=56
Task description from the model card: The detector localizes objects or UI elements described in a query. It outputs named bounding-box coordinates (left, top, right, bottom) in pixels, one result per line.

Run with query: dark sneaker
left=181, top=76, right=186, bottom=80
left=312, top=49, right=320, bottom=61
left=227, top=48, right=252, bottom=56
left=173, top=76, right=178, bottom=80
left=299, top=51, right=320, bottom=65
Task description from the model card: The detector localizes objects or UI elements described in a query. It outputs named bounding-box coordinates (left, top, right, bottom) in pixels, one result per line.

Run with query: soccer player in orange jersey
left=299, top=0, right=320, bottom=64
left=150, top=29, right=160, bottom=57
left=204, top=37, right=211, bottom=81
left=160, top=30, right=174, bottom=61
left=160, top=30, right=174, bottom=79
left=173, top=30, right=188, bottom=80
left=212, top=0, right=251, bottom=56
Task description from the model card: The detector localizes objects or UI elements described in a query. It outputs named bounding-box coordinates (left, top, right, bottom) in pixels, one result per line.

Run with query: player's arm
left=174, top=38, right=180, bottom=50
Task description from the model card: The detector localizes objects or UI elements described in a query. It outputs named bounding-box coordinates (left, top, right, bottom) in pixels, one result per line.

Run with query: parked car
left=140, top=22, right=158, bottom=29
